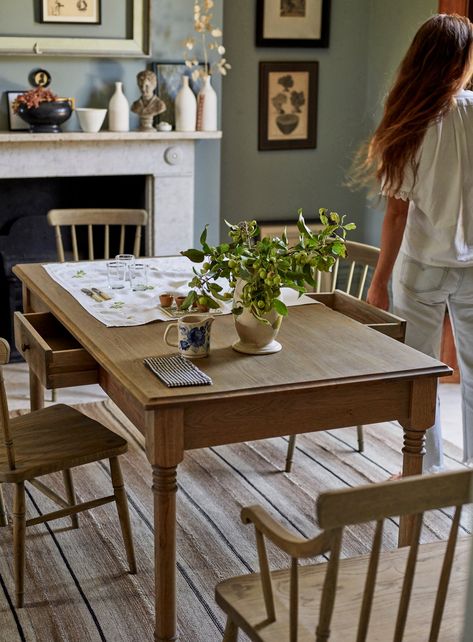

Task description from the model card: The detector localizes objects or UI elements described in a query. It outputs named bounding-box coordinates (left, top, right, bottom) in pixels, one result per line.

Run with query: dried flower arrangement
left=12, top=87, right=58, bottom=113
left=184, top=0, right=231, bottom=80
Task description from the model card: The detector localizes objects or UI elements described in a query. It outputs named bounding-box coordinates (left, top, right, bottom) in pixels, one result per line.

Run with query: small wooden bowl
left=159, top=293, right=174, bottom=308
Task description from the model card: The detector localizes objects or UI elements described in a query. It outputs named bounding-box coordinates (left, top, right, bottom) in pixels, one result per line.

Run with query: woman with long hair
left=361, top=13, right=473, bottom=472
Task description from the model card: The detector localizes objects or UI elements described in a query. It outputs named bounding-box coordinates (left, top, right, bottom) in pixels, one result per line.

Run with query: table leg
left=399, top=428, right=426, bottom=547
left=29, top=368, right=44, bottom=411
left=153, top=465, right=179, bottom=642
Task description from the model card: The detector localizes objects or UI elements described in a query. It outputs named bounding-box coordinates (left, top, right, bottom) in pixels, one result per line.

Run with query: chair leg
left=223, top=617, right=239, bottom=641
left=13, top=482, right=26, bottom=609
left=356, top=425, right=364, bottom=453
left=62, top=469, right=79, bottom=529
left=109, top=457, right=136, bottom=574
left=0, top=484, right=8, bottom=527
left=285, top=435, right=297, bottom=473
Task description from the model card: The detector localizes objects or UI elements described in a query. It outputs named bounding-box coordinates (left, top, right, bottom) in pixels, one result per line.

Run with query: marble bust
left=131, top=70, right=166, bottom=132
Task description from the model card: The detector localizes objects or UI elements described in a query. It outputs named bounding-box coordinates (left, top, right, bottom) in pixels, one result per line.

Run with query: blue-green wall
left=0, top=0, right=222, bottom=246
left=221, top=0, right=437, bottom=245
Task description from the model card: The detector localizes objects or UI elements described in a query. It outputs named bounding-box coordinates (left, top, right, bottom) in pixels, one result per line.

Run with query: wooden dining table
left=13, top=262, right=451, bottom=642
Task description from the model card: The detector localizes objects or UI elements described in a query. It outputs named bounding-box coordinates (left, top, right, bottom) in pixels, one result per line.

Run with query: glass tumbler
left=115, top=254, right=135, bottom=286
left=107, top=260, right=126, bottom=289
left=131, top=262, right=148, bottom=291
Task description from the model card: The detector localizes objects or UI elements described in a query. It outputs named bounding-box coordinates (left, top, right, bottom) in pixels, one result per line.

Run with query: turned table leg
left=153, top=465, right=179, bottom=642
left=399, top=428, right=426, bottom=547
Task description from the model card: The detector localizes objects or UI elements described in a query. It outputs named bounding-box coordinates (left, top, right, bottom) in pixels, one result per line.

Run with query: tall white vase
left=175, top=76, right=197, bottom=132
left=197, top=75, right=218, bottom=132
left=108, top=81, right=129, bottom=132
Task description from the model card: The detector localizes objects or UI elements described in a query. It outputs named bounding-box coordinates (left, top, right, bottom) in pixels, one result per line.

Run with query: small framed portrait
left=256, top=0, right=330, bottom=48
left=6, top=92, right=29, bottom=131
left=258, top=61, right=318, bottom=151
left=40, top=0, right=101, bottom=24
left=151, top=62, right=206, bottom=128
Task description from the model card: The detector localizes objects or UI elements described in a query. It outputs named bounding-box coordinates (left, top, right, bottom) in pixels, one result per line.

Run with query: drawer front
left=309, top=291, right=406, bottom=342
left=14, top=311, right=99, bottom=389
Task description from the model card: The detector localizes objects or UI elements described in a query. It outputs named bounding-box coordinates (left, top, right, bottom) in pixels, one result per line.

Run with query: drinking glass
left=115, top=254, right=135, bottom=286
left=131, top=262, right=148, bottom=291
left=107, top=261, right=126, bottom=289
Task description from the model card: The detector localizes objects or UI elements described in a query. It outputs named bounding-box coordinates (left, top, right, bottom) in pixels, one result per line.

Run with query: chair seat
left=216, top=537, right=470, bottom=641
left=0, top=404, right=127, bottom=482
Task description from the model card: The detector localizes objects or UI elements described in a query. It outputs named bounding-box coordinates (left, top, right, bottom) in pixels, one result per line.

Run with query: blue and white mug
left=164, top=314, right=214, bottom=359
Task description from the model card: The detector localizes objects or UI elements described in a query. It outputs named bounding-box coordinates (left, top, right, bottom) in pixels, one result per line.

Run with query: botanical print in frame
left=41, top=0, right=101, bottom=24
left=259, top=61, right=318, bottom=151
left=256, top=0, right=330, bottom=47
left=6, top=92, right=29, bottom=131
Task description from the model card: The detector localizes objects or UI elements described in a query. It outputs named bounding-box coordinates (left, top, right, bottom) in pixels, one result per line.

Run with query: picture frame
left=151, top=62, right=206, bottom=128
left=258, top=61, right=318, bottom=151
left=6, top=92, right=29, bottom=131
left=256, top=0, right=330, bottom=48
left=0, top=0, right=150, bottom=57
left=40, top=0, right=101, bottom=24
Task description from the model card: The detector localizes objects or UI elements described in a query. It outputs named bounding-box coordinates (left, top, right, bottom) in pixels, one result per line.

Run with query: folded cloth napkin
left=144, top=355, right=212, bottom=387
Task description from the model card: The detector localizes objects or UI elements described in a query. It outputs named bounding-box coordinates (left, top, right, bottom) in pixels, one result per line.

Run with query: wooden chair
left=0, top=337, right=136, bottom=607
left=47, top=208, right=148, bottom=261
left=285, top=240, right=380, bottom=472
left=216, top=469, right=472, bottom=641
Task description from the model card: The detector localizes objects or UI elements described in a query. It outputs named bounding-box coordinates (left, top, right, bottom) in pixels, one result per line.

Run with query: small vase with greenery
left=180, top=209, right=355, bottom=354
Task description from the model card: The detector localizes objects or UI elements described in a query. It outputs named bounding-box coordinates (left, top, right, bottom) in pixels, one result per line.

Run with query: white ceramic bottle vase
left=175, top=76, right=197, bottom=132
left=108, top=81, right=129, bottom=132
left=197, top=75, right=217, bottom=132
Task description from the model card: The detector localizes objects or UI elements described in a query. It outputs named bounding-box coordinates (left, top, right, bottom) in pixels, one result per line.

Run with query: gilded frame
left=0, top=0, right=150, bottom=57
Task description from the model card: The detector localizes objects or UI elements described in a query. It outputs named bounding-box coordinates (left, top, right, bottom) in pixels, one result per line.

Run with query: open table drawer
left=309, top=290, right=406, bottom=341
left=14, top=311, right=99, bottom=389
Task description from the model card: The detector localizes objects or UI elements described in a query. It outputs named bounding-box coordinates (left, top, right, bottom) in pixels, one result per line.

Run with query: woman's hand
left=367, top=281, right=390, bottom=311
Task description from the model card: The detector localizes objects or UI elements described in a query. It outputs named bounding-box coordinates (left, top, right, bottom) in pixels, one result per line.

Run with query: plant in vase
left=183, top=0, right=231, bottom=131
left=180, top=209, right=356, bottom=354
left=13, top=87, right=73, bottom=133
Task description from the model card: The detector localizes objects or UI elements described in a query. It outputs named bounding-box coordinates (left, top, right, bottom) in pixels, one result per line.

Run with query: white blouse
left=395, top=89, right=473, bottom=267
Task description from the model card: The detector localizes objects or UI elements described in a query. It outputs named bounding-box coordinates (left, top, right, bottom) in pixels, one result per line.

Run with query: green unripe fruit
left=228, top=259, right=236, bottom=268
left=198, top=296, right=207, bottom=306
left=257, top=300, right=265, bottom=309
left=259, top=269, right=266, bottom=279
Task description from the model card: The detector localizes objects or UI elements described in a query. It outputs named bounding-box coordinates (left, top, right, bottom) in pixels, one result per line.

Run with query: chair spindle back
left=0, top=338, right=15, bottom=470
left=47, top=208, right=148, bottom=262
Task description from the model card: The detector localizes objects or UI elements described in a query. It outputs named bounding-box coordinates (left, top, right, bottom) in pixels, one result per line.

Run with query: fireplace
left=0, top=130, right=221, bottom=357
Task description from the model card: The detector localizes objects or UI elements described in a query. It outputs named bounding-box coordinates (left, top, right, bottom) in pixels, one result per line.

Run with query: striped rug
left=0, top=400, right=470, bottom=642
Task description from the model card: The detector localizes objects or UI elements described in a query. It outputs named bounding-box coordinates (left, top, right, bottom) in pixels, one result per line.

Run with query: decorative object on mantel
left=175, top=76, right=197, bottom=131
left=181, top=210, right=356, bottom=354
left=108, top=81, right=130, bottom=132
left=75, top=108, right=107, bottom=133
left=28, top=68, right=52, bottom=88
left=184, top=0, right=231, bottom=132
left=12, top=86, right=73, bottom=133
left=131, top=70, right=166, bottom=132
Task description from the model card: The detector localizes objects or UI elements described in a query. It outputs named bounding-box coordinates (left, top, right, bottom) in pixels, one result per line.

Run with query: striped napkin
left=144, top=355, right=213, bottom=387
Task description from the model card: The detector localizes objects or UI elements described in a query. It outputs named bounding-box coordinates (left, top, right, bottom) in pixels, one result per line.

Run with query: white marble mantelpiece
left=0, top=130, right=222, bottom=255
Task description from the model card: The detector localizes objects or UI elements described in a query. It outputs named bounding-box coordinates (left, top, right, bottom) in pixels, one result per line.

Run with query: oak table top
left=13, top=262, right=451, bottom=642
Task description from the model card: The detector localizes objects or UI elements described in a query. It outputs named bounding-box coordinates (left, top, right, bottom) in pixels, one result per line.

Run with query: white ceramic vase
left=175, top=76, right=197, bottom=132
left=197, top=75, right=218, bottom=132
left=232, top=280, right=283, bottom=354
left=108, top=81, right=129, bottom=132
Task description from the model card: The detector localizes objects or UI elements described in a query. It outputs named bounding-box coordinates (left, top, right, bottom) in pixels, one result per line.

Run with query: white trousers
left=392, top=253, right=473, bottom=471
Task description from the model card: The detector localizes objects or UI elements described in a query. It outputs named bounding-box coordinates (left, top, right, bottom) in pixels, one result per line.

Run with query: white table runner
left=43, top=256, right=317, bottom=327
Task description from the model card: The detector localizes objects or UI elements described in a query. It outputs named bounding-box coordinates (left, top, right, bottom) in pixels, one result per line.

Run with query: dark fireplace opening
left=0, top=175, right=147, bottom=360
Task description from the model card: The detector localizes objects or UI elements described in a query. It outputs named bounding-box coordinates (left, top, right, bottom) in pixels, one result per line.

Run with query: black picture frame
left=256, top=0, right=330, bottom=48
left=151, top=61, right=206, bottom=128
left=6, top=92, right=29, bottom=131
left=258, top=61, right=318, bottom=151
left=40, top=0, right=102, bottom=25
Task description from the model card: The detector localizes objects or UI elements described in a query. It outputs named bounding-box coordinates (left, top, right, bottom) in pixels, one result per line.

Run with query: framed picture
left=151, top=62, right=205, bottom=128
left=40, top=0, right=101, bottom=24
left=6, top=92, right=29, bottom=131
left=256, top=0, right=330, bottom=47
left=258, top=61, right=318, bottom=151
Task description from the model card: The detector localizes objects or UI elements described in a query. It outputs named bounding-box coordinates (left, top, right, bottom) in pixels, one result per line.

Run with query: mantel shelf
left=0, top=130, right=222, bottom=143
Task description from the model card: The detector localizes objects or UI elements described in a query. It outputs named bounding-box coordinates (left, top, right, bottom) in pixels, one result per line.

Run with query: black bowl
left=17, top=100, right=73, bottom=133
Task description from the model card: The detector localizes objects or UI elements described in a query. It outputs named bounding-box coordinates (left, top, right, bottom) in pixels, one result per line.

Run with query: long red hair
left=361, top=14, right=473, bottom=195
